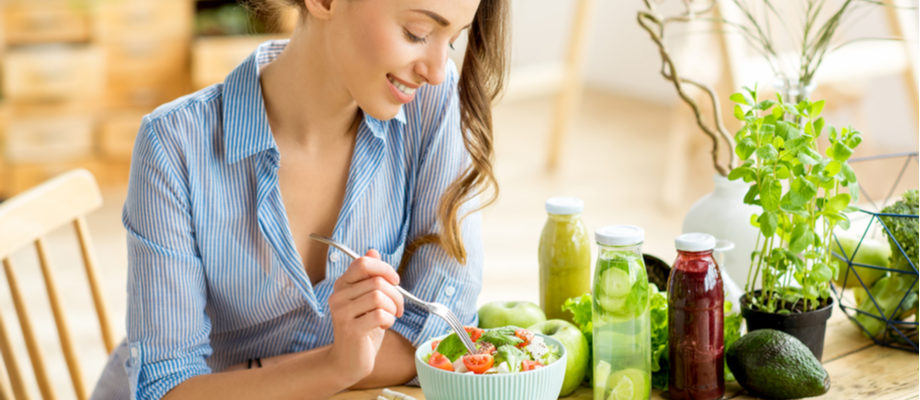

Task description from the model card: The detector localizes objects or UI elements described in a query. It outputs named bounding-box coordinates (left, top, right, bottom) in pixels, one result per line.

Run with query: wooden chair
left=0, top=169, right=116, bottom=400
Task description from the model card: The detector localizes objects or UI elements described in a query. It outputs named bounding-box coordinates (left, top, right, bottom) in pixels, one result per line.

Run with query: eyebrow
left=411, top=9, right=472, bottom=29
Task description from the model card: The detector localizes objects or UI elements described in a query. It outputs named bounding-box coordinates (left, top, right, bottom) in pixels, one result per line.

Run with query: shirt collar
left=223, top=40, right=405, bottom=165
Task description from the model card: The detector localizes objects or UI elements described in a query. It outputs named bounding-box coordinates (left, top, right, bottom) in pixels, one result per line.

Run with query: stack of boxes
left=0, top=0, right=294, bottom=198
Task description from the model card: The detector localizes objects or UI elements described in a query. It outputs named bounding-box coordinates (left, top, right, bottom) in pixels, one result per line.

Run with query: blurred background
left=0, top=0, right=916, bottom=399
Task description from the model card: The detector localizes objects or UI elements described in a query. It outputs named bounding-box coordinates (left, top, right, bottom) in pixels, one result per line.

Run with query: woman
left=89, top=0, right=508, bottom=399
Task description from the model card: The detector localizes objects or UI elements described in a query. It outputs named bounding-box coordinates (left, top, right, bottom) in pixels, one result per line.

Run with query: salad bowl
left=414, top=333, right=567, bottom=400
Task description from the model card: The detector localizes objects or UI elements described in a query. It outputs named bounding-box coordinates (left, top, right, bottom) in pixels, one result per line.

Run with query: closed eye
left=404, top=29, right=426, bottom=43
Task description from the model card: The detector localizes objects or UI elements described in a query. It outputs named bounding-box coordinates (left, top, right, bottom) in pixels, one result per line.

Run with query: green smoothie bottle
left=539, top=197, right=591, bottom=322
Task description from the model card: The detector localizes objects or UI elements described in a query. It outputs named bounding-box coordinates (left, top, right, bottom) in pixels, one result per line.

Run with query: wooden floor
left=333, top=305, right=920, bottom=400
left=0, top=90, right=915, bottom=399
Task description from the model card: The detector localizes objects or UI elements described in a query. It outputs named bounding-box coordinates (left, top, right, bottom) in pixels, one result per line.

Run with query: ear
left=303, top=0, right=335, bottom=20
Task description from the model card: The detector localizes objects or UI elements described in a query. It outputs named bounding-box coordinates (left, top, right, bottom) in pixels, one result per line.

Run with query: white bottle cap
left=675, top=233, right=717, bottom=252
left=595, top=225, right=645, bottom=246
left=545, top=197, right=584, bottom=215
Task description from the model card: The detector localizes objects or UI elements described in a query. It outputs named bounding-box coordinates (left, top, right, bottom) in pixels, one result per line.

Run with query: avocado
left=726, top=329, right=830, bottom=399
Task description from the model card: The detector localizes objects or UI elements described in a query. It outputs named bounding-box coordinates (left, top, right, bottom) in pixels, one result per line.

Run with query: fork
left=309, top=233, right=478, bottom=355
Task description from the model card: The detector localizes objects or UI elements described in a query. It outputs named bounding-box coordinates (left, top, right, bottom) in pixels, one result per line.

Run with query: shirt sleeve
left=389, top=60, right=484, bottom=355
left=123, top=115, right=213, bottom=400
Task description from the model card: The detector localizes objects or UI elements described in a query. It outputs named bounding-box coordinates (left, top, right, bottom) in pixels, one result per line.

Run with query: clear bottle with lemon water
left=592, top=225, right=651, bottom=400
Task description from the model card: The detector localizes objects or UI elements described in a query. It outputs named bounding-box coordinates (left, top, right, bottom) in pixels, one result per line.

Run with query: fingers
left=333, top=276, right=404, bottom=318
left=338, top=289, right=398, bottom=321
left=357, top=309, right=396, bottom=331
left=335, top=249, right=400, bottom=289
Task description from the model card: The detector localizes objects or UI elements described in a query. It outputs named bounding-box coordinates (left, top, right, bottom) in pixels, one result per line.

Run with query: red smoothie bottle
left=668, top=233, right=724, bottom=400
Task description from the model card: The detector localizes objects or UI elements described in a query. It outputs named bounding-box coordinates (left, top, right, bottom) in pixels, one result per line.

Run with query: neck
left=259, top=22, right=360, bottom=150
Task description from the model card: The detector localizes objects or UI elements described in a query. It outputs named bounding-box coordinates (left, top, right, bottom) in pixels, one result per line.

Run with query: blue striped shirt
left=90, top=40, right=483, bottom=400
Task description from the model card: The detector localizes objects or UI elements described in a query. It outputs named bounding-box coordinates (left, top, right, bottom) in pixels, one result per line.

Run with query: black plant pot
left=740, top=290, right=834, bottom=361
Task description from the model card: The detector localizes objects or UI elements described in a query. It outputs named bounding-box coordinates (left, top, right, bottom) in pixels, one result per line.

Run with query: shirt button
left=444, top=286, right=456, bottom=297
left=130, top=347, right=139, bottom=358
left=329, top=252, right=341, bottom=263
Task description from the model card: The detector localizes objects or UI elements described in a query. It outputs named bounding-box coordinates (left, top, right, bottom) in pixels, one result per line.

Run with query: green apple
left=831, top=234, right=890, bottom=288
left=477, top=301, right=546, bottom=330
left=528, top=319, right=589, bottom=397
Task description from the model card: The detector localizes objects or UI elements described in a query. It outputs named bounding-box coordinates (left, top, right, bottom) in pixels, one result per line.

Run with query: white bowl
left=414, top=333, right=568, bottom=400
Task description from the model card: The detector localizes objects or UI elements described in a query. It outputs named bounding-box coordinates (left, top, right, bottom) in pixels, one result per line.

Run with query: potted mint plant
left=727, top=85, right=862, bottom=360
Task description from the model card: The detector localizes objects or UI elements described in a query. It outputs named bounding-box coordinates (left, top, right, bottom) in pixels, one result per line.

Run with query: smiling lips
left=387, top=74, right=419, bottom=103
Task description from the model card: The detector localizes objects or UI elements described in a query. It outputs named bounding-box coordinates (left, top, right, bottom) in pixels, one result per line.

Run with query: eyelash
left=404, top=29, right=455, bottom=50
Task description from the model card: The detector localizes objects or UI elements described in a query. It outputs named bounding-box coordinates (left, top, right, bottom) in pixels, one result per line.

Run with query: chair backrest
left=0, top=169, right=116, bottom=400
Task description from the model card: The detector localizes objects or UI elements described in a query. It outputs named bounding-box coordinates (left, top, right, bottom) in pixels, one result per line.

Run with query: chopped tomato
left=521, top=360, right=543, bottom=371
left=476, top=341, right=496, bottom=355
left=514, top=328, right=534, bottom=349
left=428, top=352, right=454, bottom=371
left=465, top=326, right=484, bottom=342
left=462, top=353, right=494, bottom=374
left=431, top=340, right=441, bottom=350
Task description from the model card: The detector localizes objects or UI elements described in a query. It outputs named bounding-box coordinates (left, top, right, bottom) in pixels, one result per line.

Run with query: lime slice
left=594, top=361, right=612, bottom=400
left=606, top=369, right=647, bottom=400
left=600, top=267, right=632, bottom=297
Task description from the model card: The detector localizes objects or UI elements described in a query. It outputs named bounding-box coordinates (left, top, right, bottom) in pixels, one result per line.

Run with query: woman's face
left=321, top=0, right=480, bottom=120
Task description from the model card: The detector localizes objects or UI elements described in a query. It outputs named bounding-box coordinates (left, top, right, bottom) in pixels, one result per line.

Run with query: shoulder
left=135, top=85, right=225, bottom=164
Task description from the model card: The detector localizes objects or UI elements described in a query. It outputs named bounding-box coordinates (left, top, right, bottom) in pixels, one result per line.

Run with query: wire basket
left=830, top=152, right=918, bottom=353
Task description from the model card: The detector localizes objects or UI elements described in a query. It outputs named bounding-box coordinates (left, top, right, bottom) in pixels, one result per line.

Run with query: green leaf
left=811, top=262, right=833, bottom=283
left=847, top=133, right=863, bottom=148
left=744, top=184, right=759, bottom=205
left=772, top=105, right=785, bottom=119
left=735, top=137, right=757, bottom=160
left=436, top=333, right=468, bottom=362
left=478, top=327, right=525, bottom=347
left=734, top=104, right=745, bottom=120
left=828, top=126, right=839, bottom=141
left=730, top=93, right=748, bottom=105
left=841, top=163, right=857, bottom=183
left=742, top=88, right=755, bottom=106
left=789, top=223, right=814, bottom=254
left=789, top=177, right=818, bottom=207
left=759, top=211, right=779, bottom=237
left=728, top=167, right=749, bottom=181
left=760, top=177, right=782, bottom=211
left=776, top=164, right=790, bottom=179
left=848, top=181, right=860, bottom=203
left=813, top=117, right=825, bottom=138
left=494, top=345, right=528, bottom=373
left=826, top=193, right=852, bottom=213
left=756, top=144, right=779, bottom=162
left=824, top=160, right=842, bottom=177
left=797, top=148, right=820, bottom=165
left=755, top=99, right=777, bottom=110
left=810, top=100, right=826, bottom=117
left=827, top=142, right=854, bottom=162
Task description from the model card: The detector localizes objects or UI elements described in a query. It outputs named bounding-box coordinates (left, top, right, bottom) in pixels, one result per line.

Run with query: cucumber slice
left=599, top=267, right=632, bottom=298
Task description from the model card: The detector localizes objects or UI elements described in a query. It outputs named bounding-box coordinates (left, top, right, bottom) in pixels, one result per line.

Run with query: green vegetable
left=723, top=301, right=743, bottom=382
left=562, top=293, right=593, bottom=356
left=854, top=189, right=919, bottom=339
left=648, top=284, right=669, bottom=391
left=831, top=234, right=890, bottom=288
left=494, top=345, right=527, bottom=373
left=478, top=326, right=524, bottom=347
left=435, top=332, right=468, bottom=362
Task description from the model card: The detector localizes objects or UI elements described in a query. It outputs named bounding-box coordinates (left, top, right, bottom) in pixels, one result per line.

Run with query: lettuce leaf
left=723, top=301, right=743, bottom=382
left=649, top=284, right=670, bottom=390
left=435, top=333, right=468, bottom=362
left=494, top=344, right=528, bottom=373
left=478, top=326, right=525, bottom=347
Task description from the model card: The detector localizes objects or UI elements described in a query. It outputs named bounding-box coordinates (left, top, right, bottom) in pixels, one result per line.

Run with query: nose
left=414, top=44, right=449, bottom=86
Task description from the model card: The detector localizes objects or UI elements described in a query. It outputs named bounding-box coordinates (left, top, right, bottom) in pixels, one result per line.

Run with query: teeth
left=389, top=76, right=417, bottom=96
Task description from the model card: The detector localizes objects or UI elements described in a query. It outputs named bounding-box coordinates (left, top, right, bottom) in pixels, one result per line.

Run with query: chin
left=360, top=102, right=403, bottom=122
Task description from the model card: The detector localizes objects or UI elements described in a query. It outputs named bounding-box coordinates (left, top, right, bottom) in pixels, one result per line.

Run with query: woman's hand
left=326, top=249, right=405, bottom=384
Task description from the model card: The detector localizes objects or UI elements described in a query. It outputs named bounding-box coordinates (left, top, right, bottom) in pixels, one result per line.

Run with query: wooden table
left=331, top=306, right=919, bottom=400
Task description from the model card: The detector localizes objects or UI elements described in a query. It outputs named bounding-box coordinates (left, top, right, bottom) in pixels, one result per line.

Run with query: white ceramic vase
left=682, top=174, right=762, bottom=290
